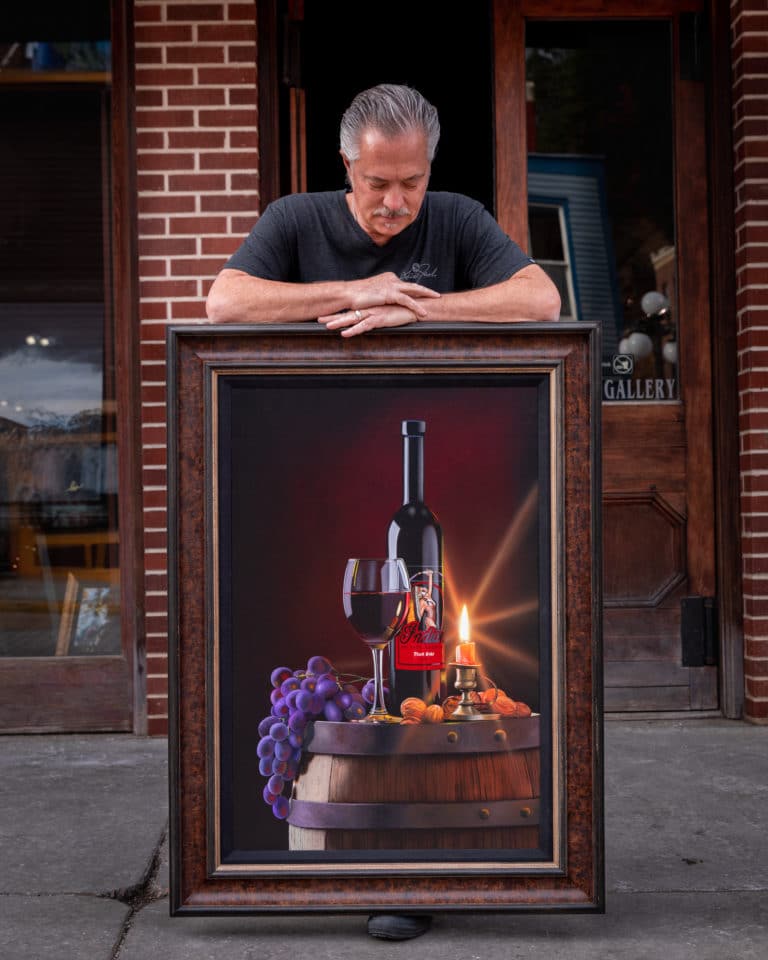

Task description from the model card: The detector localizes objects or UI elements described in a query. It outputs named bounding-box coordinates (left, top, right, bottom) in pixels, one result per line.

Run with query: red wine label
left=395, top=620, right=444, bottom=669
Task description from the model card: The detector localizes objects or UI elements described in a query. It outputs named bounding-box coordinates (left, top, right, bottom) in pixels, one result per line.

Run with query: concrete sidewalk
left=0, top=718, right=766, bottom=959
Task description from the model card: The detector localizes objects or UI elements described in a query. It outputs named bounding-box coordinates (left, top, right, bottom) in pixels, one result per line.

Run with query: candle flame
left=459, top=604, right=470, bottom=641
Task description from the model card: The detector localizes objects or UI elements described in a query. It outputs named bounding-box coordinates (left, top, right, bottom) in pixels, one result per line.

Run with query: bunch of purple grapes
left=257, top=655, right=387, bottom=820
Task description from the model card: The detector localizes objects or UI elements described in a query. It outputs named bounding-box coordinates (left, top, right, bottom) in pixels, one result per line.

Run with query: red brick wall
left=732, top=0, right=768, bottom=724
left=134, top=0, right=259, bottom=735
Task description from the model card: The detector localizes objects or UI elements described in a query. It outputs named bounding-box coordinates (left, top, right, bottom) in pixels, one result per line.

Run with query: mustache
left=374, top=206, right=410, bottom=218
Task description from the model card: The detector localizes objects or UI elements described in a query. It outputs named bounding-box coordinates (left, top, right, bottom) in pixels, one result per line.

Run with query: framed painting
left=55, top=571, right=121, bottom=656
left=167, top=322, right=603, bottom=914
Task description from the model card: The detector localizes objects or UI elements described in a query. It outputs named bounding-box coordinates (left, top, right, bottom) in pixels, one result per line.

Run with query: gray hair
left=339, top=84, right=440, bottom=163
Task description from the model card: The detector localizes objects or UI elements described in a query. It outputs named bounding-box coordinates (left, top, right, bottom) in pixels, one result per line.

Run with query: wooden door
left=259, top=0, right=721, bottom=712
left=495, top=1, right=718, bottom=711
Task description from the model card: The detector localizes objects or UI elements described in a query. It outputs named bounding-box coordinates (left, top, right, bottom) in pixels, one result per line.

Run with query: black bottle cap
left=402, top=420, right=426, bottom=436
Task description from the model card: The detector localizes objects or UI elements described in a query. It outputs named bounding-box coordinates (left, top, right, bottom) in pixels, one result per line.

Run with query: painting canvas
left=217, top=371, right=552, bottom=863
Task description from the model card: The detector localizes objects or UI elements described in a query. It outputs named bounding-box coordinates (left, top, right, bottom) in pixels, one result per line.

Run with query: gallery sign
left=603, top=377, right=678, bottom=401
left=167, top=322, right=604, bottom=915
left=602, top=354, right=678, bottom=401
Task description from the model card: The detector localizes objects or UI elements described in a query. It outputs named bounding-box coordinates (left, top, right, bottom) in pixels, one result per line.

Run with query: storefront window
left=0, top=36, right=118, bottom=657
left=525, top=20, right=678, bottom=402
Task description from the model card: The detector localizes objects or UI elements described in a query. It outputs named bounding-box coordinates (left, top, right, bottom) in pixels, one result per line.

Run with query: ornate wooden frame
left=167, top=322, right=603, bottom=914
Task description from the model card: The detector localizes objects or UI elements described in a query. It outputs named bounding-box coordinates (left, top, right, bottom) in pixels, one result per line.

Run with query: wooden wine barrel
left=287, top=716, right=540, bottom=851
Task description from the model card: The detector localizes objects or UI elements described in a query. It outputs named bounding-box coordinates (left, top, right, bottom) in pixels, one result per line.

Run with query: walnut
left=494, top=696, right=517, bottom=716
left=400, top=697, right=427, bottom=722
left=423, top=704, right=444, bottom=724
left=441, top=695, right=461, bottom=719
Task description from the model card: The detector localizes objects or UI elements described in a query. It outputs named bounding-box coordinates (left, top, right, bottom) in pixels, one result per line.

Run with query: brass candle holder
left=449, top=662, right=499, bottom=721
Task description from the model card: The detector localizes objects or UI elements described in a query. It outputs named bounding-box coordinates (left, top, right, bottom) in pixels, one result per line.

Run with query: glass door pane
left=0, top=65, right=119, bottom=658
left=525, top=21, right=678, bottom=402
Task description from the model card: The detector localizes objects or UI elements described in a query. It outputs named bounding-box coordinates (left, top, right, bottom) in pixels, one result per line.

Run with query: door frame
left=706, top=0, right=742, bottom=719
left=112, top=0, right=146, bottom=733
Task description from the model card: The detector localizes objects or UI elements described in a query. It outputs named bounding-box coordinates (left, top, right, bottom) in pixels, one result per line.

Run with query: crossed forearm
left=206, top=265, right=560, bottom=333
left=205, top=269, right=439, bottom=324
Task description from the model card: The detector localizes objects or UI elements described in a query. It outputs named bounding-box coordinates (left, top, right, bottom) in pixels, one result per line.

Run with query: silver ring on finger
left=354, top=309, right=363, bottom=321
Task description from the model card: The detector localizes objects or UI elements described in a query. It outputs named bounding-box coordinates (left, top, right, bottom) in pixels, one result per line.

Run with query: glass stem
left=372, top=646, right=386, bottom=715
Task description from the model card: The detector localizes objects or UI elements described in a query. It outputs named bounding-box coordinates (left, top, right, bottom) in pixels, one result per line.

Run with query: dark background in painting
left=223, top=375, right=544, bottom=855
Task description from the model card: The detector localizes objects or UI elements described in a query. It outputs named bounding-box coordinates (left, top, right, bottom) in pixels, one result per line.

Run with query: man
left=206, top=84, right=557, bottom=943
left=206, top=83, right=560, bottom=333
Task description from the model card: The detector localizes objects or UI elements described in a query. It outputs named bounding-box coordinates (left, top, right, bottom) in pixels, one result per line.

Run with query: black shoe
left=367, top=913, right=432, bottom=941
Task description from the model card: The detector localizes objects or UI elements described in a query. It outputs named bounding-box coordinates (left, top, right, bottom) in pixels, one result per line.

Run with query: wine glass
left=342, top=558, right=410, bottom=723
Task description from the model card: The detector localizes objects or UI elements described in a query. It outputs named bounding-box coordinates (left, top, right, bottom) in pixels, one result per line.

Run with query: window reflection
left=0, top=41, right=110, bottom=74
left=528, top=204, right=577, bottom=320
left=0, top=75, right=118, bottom=657
left=525, top=20, right=678, bottom=401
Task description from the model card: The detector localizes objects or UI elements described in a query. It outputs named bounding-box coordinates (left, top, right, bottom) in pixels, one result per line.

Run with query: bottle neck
left=403, top=435, right=424, bottom=503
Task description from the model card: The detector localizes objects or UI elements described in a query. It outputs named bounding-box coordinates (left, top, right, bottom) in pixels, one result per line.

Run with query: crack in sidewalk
left=105, top=822, right=168, bottom=959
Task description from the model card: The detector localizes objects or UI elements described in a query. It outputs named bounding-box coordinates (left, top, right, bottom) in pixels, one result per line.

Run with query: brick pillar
left=134, top=0, right=259, bottom=734
left=733, top=0, right=768, bottom=724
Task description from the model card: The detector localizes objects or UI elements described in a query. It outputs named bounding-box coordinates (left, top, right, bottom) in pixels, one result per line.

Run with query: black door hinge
left=681, top=596, right=718, bottom=666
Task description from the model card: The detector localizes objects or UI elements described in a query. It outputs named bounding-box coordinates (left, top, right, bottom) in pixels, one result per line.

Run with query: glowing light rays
left=470, top=484, right=538, bottom=610
left=472, top=599, right=539, bottom=627
left=443, top=483, right=539, bottom=664
left=468, top=628, right=540, bottom=674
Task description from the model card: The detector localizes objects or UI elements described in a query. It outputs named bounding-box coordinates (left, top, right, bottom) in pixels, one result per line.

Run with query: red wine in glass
left=345, top=592, right=408, bottom=646
left=343, top=558, right=410, bottom=723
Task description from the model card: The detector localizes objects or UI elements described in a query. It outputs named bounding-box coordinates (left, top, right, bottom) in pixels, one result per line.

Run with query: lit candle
left=455, top=605, right=477, bottom=665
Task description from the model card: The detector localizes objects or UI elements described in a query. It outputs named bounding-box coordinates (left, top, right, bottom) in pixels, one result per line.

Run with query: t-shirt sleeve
left=222, top=201, right=294, bottom=280
left=457, top=200, right=536, bottom=289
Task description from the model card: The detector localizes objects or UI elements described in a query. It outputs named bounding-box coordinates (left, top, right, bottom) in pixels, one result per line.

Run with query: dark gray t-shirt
left=224, top=190, right=535, bottom=292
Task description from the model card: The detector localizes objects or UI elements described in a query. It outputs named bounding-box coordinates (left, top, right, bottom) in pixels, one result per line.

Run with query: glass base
left=360, top=710, right=401, bottom=724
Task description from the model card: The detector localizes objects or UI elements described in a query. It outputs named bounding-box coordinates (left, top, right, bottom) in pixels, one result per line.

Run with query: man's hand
left=318, top=304, right=419, bottom=337
left=318, top=272, right=440, bottom=336
left=345, top=272, right=440, bottom=318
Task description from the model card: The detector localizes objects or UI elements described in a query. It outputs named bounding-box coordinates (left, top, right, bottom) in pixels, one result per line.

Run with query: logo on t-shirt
left=400, top=262, right=438, bottom=283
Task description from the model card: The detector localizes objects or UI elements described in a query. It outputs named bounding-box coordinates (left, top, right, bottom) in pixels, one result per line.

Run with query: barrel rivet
left=447, top=731, right=459, bottom=743
left=494, top=729, right=507, bottom=742
left=479, top=808, right=490, bottom=820
left=520, top=806, right=532, bottom=819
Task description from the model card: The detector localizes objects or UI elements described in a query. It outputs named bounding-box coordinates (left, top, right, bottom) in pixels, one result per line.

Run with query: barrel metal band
left=304, top=715, right=540, bottom=756
left=287, top=798, right=540, bottom=831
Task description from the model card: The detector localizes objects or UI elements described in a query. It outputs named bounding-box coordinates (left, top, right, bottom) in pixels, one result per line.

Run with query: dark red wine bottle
left=387, top=420, right=444, bottom=709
